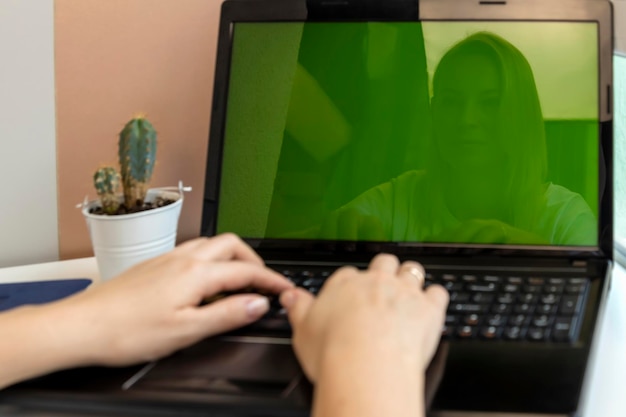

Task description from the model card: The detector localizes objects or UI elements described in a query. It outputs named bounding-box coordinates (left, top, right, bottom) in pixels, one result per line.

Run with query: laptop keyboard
left=248, top=267, right=589, bottom=343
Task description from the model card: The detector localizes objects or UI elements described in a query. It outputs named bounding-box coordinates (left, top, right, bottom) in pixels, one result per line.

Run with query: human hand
left=279, top=254, right=449, bottom=382
left=54, top=234, right=294, bottom=367
left=318, top=207, right=386, bottom=241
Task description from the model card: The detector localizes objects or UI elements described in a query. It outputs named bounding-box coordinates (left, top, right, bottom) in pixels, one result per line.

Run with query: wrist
left=0, top=301, right=96, bottom=389
left=313, top=343, right=425, bottom=417
left=43, top=295, right=103, bottom=367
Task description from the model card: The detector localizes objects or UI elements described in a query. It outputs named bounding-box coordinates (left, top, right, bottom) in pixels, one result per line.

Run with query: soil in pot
left=89, top=197, right=176, bottom=215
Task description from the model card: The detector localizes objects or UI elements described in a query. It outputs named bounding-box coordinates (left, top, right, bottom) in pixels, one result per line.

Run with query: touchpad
left=127, top=338, right=302, bottom=397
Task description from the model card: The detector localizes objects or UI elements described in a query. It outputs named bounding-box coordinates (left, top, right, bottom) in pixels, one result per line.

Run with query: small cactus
left=93, top=166, right=121, bottom=214
left=118, top=115, right=157, bottom=208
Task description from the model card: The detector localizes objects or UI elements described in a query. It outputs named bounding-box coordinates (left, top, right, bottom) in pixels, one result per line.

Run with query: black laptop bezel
left=201, top=0, right=613, bottom=262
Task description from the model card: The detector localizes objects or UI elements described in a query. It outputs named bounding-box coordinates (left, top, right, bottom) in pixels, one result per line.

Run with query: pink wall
left=55, top=0, right=222, bottom=259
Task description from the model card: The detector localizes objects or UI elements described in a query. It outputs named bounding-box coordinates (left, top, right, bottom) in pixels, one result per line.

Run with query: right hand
left=279, top=254, right=449, bottom=382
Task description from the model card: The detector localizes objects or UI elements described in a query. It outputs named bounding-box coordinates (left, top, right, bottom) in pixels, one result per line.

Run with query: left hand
left=52, top=234, right=294, bottom=366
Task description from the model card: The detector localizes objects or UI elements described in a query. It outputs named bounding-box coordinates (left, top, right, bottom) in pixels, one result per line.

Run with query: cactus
left=118, top=115, right=157, bottom=208
left=93, top=166, right=121, bottom=214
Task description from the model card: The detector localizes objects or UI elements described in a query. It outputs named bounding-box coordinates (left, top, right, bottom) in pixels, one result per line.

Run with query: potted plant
left=81, top=115, right=190, bottom=280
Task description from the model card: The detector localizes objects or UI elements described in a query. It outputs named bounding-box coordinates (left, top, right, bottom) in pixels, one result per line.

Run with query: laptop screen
left=215, top=21, right=599, bottom=247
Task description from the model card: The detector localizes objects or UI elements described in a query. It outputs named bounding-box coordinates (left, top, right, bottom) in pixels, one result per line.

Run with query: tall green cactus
left=93, top=166, right=121, bottom=214
left=118, top=116, right=157, bottom=208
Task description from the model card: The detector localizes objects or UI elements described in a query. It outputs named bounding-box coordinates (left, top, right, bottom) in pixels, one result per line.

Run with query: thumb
left=280, top=288, right=314, bottom=330
left=196, top=294, right=270, bottom=337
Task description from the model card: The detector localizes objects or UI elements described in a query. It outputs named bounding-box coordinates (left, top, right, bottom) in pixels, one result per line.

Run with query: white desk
left=0, top=257, right=625, bottom=416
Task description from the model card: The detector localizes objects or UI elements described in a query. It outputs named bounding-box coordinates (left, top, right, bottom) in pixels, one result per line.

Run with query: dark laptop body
left=0, top=0, right=613, bottom=416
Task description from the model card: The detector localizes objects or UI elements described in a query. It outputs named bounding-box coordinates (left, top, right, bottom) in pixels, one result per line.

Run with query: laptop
left=0, top=0, right=613, bottom=416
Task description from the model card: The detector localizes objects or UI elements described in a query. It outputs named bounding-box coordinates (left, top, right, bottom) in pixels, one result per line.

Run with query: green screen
left=217, top=21, right=599, bottom=246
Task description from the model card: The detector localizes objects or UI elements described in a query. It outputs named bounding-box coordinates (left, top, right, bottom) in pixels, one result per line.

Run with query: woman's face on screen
left=432, top=49, right=505, bottom=172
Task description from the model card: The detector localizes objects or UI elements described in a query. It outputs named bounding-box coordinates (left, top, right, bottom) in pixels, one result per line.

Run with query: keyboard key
left=444, top=282, right=464, bottom=291
left=518, top=293, right=539, bottom=304
left=497, top=293, right=515, bottom=304
left=568, top=278, right=587, bottom=285
left=504, top=326, right=523, bottom=340
left=514, top=303, right=534, bottom=314
left=507, top=277, right=523, bottom=284
left=503, top=284, right=520, bottom=292
left=480, top=326, right=502, bottom=339
left=449, top=303, right=490, bottom=314
left=463, top=314, right=481, bottom=325
left=302, top=277, right=325, bottom=288
left=508, top=314, right=528, bottom=327
left=524, top=285, right=542, bottom=294
left=442, top=274, right=457, bottom=282
left=541, top=294, right=559, bottom=304
left=532, top=314, right=552, bottom=327
left=467, top=283, right=498, bottom=292
left=450, top=292, right=471, bottom=303
left=457, top=325, right=477, bottom=339
left=472, top=293, right=494, bottom=303
left=527, top=327, right=550, bottom=341
left=553, top=316, right=579, bottom=342
left=462, top=275, right=478, bottom=283
left=486, top=314, right=506, bottom=326
left=559, top=295, right=583, bottom=315
left=288, top=276, right=303, bottom=285
left=544, top=285, right=564, bottom=294
left=565, top=285, right=586, bottom=294
left=483, top=275, right=502, bottom=283
left=528, top=277, right=545, bottom=285
left=445, top=315, right=458, bottom=325
left=548, top=278, right=566, bottom=285
left=281, top=269, right=295, bottom=278
left=492, top=303, right=512, bottom=314
left=299, top=270, right=315, bottom=278
left=536, top=304, right=556, bottom=315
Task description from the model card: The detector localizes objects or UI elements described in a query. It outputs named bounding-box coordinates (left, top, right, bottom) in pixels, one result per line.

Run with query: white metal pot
left=81, top=183, right=191, bottom=280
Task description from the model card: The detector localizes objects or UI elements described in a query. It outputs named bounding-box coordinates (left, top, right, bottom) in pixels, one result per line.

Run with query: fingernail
left=280, top=290, right=296, bottom=308
left=246, top=297, right=270, bottom=318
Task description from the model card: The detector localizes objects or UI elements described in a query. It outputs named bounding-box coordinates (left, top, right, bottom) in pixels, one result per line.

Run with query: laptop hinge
left=306, top=0, right=419, bottom=20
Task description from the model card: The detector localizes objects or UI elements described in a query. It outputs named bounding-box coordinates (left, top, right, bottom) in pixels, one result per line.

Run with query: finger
left=424, top=284, right=450, bottom=312
left=368, top=253, right=400, bottom=274
left=195, top=294, right=271, bottom=336
left=200, top=261, right=294, bottom=295
left=397, top=261, right=425, bottom=287
left=181, top=234, right=264, bottom=265
left=280, top=288, right=315, bottom=330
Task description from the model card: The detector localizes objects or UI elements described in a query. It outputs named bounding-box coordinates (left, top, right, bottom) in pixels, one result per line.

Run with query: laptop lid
left=0, top=2, right=613, bottom=416
left=201, top=0, right=613, bottom=266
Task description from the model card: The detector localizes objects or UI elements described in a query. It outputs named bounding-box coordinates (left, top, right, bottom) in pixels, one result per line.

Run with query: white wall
left=614, top=0, right=625, bottom=54
left=615, top=55, right=626, bottom=239
left=0, top=0, right=59, bottom=267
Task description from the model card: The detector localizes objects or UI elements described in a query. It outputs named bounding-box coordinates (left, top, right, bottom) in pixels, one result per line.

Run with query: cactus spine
left=93, top=166, right=121, bottom=214
left=118, top=116, right=157, bottom=208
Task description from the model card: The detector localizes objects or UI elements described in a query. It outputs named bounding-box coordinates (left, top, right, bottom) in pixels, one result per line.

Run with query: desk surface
left=0, top=257, right=624, bottom=416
